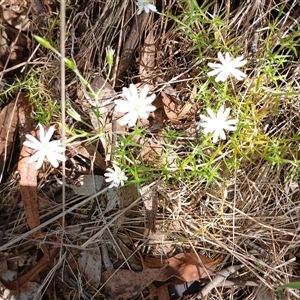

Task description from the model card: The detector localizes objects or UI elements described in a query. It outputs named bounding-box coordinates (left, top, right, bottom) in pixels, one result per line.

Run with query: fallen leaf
left=68, top=141, right=106, bottom=171
left=143, top=252, right=222, bottom=282
left=156, top=77, right=181, bottom=104
left=0, top=25, right=29, bottom=68
left=116, top=14, right=149, bottom=84
left=157, top=284, right=170, bottom=300
left=139, top=137, right=164, bottom=163
left=101, top=267, right=165, bottom=300
left=0, top=247, right=59, bottom=290
left=2, top=281, right=41, bottom=300
left=17, top=94, right=35, bottom=143
left=139, top=27, right=156, bottom=80
left=71, top=175, right=104, bottom=196
left=177, top=84, right=198, bottom=119
left=78, top=244, right=102, bottom=288
left=161, top=91, right=180, bottom=124
left=17, top=95, right=48, bottom=257
left=0, top=101, right=18, bottom=183
left=141, top=184, right=158, bottom=233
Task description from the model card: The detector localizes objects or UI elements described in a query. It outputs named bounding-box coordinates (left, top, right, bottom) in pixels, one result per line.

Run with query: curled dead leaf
left=143, top=252, right=222, bottom=282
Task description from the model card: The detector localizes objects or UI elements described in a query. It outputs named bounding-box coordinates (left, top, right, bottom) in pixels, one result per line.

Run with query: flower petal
left=224, top=52, right=231, bottom=63
left=206, top=108, right=217, bottom=120
left=207, top=62, right=223, bottom=69
left=207, top=69, right=222, bottom=77
left=47, top=156, right=59, bottom=168
left=230, top=69, right=247, bottom=80
left=47, top=145, right=66, bottom=153
left=144, top=94, right=156, bottom=105
left=129, top=84, right=139, bottom=100
left=118, top=113, right=132, bottom=126
left=44, top=125, right=55, bottom=143
left=217, top=52, right=226, bottom=64
left=48, top=152, right=66, bottom=162
left=128, top=113, right=139, bottom=127
left=215, top=70, right=230, bottom=82
left=35, top=152, right=45, bottom=169
left=224, top=119, right=238, bottom=125
left=24, top=140, right=41, bottom=151
left=24, top=135, right=41, bottom=149
left=28, top=151, right=42, bottom=163
left=139, top=85, right=149, bottom=101
left=212, top=131, right=219, bottom=143
left=219, top=106, right=230, bottom=119
left=38, top=123, right=45, bottom=142
left=114, top=100, right=131, bottom=113
left=223, top=124, right=237, bottom=131
left=147, top=4, right=157, bottom=12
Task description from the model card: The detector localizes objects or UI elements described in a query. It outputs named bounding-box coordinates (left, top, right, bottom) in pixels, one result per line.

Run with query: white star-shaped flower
left=114, top=84, right=156, bottom=127
left=24, top=124, right=66, bottom=169
left=199, top=105, right=238, bottom=143
left=136, top=0, right=157, bottom=15
left=104, top=164, right=128, bottom=188
left=207, top=52, right=247, bottom=82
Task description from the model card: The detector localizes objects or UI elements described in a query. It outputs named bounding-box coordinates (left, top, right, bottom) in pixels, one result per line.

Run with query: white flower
left=207, top=52, right=247, bottom=82
left=136, top=0, right=157, bottom=15
left=199, top=105, right=238, bottom=143
left=24, top=124, right=66, bottom=169
left=104, top=164, right=128, bottom=188
left=114, top=84, right=156, bottom=127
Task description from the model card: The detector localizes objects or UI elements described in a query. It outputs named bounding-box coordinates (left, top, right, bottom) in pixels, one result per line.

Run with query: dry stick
left=60, top=0, right=66, bottom=258
left=201, top=277, right=260, bottom=287
left=0, top=61, right=47, bottom=76
left=192, top=265, right=244, bottom=300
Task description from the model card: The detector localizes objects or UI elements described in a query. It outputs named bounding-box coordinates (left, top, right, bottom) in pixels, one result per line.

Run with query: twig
left=192, top=265, right=243, bottom=299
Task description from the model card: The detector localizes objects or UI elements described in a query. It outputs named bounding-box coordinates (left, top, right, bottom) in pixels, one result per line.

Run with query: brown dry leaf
left=18, top=129, right=41, bottom=234
left=78, top=244, right=102, bottom=288
left=157, top=284, right=170, bottom=300
left=0, top=247, right=59, bottom=290
left=139, top=27, right=156, bottom=80
left=161, top=91, right=181, bottom=124
left=0, top=24, right=29, bottom=69
left=156, top=77, right=182, bottom=104
left=17, top=95, right=48, bottom=256
left=0, top=101, right=18, bottom=182
left=178, top=84, right=198, bottom=119
left=101, top=267, right=165, bottom=300
left=116, top=237, right=143, bottom=271
left=17, top=94, right=35, bottom=143
left=143, top=252, right=222, bottom=282
left=139, top=137, right=164, bottom=163
left=68, top=140, right=106, bottom=170
left=1, top=5, right=30, bottom=31
left=116, top=14, right=149, bottom=83
left=141, top=184, right=158, bottom=233
left=71, top=175, right=104, bottom=196
left=1, top=281, right=41, bottom=300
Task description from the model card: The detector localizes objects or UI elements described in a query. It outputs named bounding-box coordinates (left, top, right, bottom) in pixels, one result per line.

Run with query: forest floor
left=0, top=0, right=300, bottom=299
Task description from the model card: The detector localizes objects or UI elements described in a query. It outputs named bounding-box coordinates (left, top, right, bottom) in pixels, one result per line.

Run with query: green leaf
left=276, top=282, right=300, bottom=292
left=33, top=35, right=52, bottom=49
